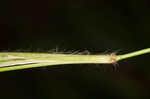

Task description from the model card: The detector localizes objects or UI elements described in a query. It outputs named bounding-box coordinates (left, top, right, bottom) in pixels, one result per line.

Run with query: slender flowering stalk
left=116, top=48, right=150, bottom=61
left=0, top=48, right=150, bottom=72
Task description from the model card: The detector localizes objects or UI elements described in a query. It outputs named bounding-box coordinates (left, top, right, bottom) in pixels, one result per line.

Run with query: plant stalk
left=0, top=48, right=150, bottom=72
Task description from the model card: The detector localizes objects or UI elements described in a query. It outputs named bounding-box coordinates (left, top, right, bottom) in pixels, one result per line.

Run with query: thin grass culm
left=0, top=48, right=150, bottom=72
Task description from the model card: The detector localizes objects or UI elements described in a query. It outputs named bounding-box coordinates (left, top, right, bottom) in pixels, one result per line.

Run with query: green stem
left=0, top=48, right=150, bottom=72
left=116, top=48, right=150, bottom=61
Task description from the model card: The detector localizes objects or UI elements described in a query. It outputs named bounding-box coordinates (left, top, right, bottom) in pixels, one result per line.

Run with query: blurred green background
left=0, top=0, right=150, bottom=98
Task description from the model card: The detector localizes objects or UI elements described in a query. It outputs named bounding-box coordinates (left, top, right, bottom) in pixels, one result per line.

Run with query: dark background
left=1, top=0, right=150, bottom=98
